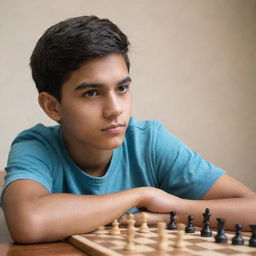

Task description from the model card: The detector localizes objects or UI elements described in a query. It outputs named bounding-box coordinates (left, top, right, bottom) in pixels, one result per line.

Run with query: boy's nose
left=103, top=93, right=123, bottom=119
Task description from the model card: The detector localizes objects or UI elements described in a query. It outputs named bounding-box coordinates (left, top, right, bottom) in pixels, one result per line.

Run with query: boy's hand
left=139, top=187, right=183, bottom=213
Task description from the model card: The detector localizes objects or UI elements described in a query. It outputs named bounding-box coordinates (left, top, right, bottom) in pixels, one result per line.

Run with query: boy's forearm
left=176, top=197, right=256, bottom=231
left=4, top=185, right=255, bottom=243
left=4, top=188, right=144, bottom=243
left=120, top=196, right=256, bottom=232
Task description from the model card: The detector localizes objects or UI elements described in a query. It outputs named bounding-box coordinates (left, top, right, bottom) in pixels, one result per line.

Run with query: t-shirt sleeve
left=2, top=138, right=53, bottom=196
left=152, top=121, right=226, bottom=199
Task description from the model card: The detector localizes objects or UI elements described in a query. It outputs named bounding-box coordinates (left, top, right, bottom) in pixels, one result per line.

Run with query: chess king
left=1, top=15, right=256, bottom=244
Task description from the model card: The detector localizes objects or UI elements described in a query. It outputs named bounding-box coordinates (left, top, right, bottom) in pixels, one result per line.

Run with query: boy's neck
left=71, top=147, right=113, bottom=177
left=62, top=134, right=113, bottom=177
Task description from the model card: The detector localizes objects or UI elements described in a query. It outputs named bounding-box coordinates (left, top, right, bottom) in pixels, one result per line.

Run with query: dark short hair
left=30, top=15, right=130, bottom=101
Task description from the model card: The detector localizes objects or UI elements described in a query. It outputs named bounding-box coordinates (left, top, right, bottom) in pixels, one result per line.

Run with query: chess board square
left=168, top=240, right=193, bottom=247
left=185, top=234, right=200, bottom=239
left=167, top=233, right=177, bottom=237
left=186, top=238, right=209, bottom=244
left=135, top=237, right=157, bottom=244
left=187, top=244, right=212, bottom=251
left=215, top=248, right=247, bottom=254
left=186, top=249, right=226, bottom=256
left=225, top=245, right=256, bottom=253
left=198, top=241, right=227, bottom=250
left=111, top=240, right=126, bottom=246
left=137, top=232, right=158, bottom=238
left=111, top=245, right=126, bottom=250
left=135, top=244, right=155, bottom=253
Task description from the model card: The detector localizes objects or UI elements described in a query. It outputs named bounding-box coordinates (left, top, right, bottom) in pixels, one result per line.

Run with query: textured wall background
left=0, top=0, right=255, bottom=190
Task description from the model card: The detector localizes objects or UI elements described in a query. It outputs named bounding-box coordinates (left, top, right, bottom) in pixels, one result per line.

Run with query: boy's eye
left=118, top=84, right=129, bottom=94
left=84, top=90, right=99, bottom=98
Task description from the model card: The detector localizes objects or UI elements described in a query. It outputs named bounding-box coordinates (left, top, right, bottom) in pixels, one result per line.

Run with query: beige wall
left=0, top=0, right=255, bottom=190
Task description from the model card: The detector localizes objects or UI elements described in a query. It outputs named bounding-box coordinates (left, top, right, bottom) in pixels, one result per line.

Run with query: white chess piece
left=110, top=219, right=120, bottom=235
left=139, top=212, right=149, bottom=233
left=124, top=225, right=136, bottom=251
left=174, top=223, right=185, bottom=249
left=157, top=222, right=168, bottom=251
left=95, top=225, right=105, bottom=235
left=127, top=213, right=136, bottom=231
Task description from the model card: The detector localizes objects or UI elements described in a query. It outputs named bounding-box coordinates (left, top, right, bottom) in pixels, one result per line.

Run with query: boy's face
left=58, top=53, right=132, bottom=151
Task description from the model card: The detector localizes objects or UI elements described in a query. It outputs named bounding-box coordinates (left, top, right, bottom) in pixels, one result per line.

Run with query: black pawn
left=249, top=224, right=256, bottom=247
left=232, top=224, right=244, bottom=245
left=215, top=218, right=228, bottom=243
left=185, top=215, right=195, bottom=233
left=167, top=211, right=177, bottom=230
left=201, top=220, right=212, bottom=237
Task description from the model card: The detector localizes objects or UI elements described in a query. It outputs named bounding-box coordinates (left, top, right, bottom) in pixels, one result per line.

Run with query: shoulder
left=9, top=124, right=61, bottom=162
left=12, top=123, right=60, bottom=146
left=126, top=117, right=183, bottom=149
left=4, top=124, right=61, bottom=194
left=125, top=117, right=183, bottom=150
left=126, top=117, right=163, bottom=135
left=124, top=117, right=183, bottom=163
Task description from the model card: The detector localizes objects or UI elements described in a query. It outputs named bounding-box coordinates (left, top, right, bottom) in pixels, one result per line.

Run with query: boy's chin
left=101, top=138, right=125, bottom=150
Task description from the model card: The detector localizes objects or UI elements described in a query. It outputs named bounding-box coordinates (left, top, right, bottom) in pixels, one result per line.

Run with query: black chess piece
left=185, top=215, right=195, bottom=233
left=203, top=208, right=211, bottom=223
left=215, top=218, right=228, bottom=243
left=201, top=220, right=212, bottom=237
left=249, top=225, right=256, bottom=247
left=200, top=208, right=212, bottom=237
left=167, top=211, right=177, bottom=230
left=232, top=224, right=244, bottom=245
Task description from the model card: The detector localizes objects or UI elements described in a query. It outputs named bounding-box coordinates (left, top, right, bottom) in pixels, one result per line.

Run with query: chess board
left=68, top=226, right=256, bottom=256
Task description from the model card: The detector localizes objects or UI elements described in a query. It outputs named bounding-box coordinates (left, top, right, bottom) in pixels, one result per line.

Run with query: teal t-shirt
left=3, top=117, right=225, bottom=200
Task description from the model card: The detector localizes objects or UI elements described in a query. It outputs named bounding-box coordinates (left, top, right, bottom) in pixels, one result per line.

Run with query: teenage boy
left=2, top=16, right=256, bottom=244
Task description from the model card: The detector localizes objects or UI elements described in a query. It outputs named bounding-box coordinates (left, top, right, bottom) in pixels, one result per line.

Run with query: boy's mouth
left=101, top=123, right=126, bottom=133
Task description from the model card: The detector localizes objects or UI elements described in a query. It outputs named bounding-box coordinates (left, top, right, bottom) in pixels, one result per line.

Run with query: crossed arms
left=2, top=174, right=256, bottom=244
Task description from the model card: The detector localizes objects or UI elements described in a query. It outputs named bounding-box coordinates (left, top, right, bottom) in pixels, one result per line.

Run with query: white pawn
left=110, top=219, right=121, bottom=235
left=124, top=225, right=136, bottom=251
left=157, top=222, right=168, bottom=251
left=139, top=212, right=149, bottom=233
left=174, top=223, right=185, bottom=249
left=95, top=225, right=105, bottom=235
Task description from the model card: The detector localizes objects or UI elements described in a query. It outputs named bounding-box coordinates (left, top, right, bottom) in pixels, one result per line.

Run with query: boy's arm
left=120, top=174, right=256, bottom=231
left=2, top=179, right=181, bottom=243
left=2, top=179, right=142, bottom=243
left=183, top=174, right=256, bottom=230
left=3, top=174, right=256, bottom=243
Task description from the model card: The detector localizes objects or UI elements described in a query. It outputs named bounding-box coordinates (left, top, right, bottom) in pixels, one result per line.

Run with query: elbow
left=7, top=211, right=45, bottom=244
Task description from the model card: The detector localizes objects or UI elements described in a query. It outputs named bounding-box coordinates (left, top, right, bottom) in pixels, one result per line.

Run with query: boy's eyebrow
left=74, top=76, right=132, bottom=91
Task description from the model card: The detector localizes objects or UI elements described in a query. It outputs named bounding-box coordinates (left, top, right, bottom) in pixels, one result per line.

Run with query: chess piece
left=110, top=219, right=120, bottom=235
left=167, top=211, right=177, bottom=230
left=139, top=212, right=149, bottom=233
left=127, top=213, right=136, bottom=232
left=124, top=225, right=136, bottom=251
left=249, top=225, right=256, bottom=247
left=185, top=215, right=195, bottom=233
left=157, top=222, right=168, bottom=251
left=174, top=223, right=185, bottom=249
left=203, top=208, right=211, bottom=223
left=201, top=220, right=212, bottom=237
left=201, top=208, right=212, bottom=237
left=232, top=224, right=244, bottom=245
left=95, top=225, right=105, bottom=235
left=215, top=218, right=227, bottom=243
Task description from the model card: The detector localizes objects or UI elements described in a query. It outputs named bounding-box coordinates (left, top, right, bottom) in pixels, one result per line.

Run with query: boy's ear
left=38, top=92, right=61, bottom=122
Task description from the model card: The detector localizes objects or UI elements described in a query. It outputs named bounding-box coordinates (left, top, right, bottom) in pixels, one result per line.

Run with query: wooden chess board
left=67, top=226, right=256, bottom=256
